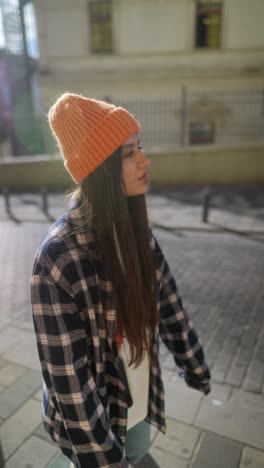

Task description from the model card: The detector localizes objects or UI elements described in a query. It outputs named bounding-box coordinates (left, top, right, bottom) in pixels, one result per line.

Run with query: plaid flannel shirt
left=31, top=204, right=211, bottom=468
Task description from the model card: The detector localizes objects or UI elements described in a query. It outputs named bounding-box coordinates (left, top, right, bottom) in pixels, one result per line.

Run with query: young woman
left=31, top=93, right=211, bottom=468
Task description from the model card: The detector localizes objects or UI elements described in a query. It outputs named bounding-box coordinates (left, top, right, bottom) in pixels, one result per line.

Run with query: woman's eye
left=125, top=151, right=134, bottom=158
left=123, top=145, right=143, bottom=158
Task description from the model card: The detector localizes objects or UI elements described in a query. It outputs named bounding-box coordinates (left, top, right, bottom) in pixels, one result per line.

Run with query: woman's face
left=121, top=133, right=150, bottom=196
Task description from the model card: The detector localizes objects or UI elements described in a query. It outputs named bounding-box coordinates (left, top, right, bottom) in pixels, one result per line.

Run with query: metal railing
left=0, top=87, right=263, bottom=157
left=116, top=87, right=264, bottom=150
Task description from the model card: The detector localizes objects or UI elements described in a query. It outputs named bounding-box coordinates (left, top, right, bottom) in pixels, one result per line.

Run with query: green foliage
left=13, top=91, right=46, bottom=154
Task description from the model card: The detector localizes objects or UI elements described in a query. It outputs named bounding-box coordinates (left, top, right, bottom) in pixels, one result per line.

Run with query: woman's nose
left=138, top=150, right=150, bottom=167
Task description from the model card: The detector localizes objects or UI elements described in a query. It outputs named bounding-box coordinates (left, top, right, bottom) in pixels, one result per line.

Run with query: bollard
left=40, top=186, right=48, bottom=215
left=40, top=186, right=55, bottom=222
left=2, top=187, right=20, bottom=222
left=0, top=441, right=4, bottom=468
left=2, top=187, right=11, bottom=217
left=202, top=187, right=211, bottom=223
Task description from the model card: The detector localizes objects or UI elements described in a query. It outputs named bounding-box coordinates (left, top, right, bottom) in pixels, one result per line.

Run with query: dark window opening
left=189, top=121, right=215, bottom=145
left=195, top=1, right=222, bottom=48
left=89, top=0, right=113, bottom=54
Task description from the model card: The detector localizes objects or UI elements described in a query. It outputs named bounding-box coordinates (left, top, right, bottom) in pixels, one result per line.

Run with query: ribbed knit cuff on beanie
left=48, top=93, right=140, bottom=183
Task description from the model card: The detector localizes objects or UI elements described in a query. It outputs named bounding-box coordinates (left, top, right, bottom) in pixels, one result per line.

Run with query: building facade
left=34, top=0, right=264, bottom=151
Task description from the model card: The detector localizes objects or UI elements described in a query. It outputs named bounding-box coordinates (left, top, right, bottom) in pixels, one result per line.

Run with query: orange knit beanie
left=48, top=93, right=140, bottom=183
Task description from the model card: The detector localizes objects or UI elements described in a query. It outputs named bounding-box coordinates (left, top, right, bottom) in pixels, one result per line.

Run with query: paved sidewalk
left=0, top=186, right=264, bottom=467
left=147, top=185, right=264, bottom=235
left=1, top=185, right=264, bottom=234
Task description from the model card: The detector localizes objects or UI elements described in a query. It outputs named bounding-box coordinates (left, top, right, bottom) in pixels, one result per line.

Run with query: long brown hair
left=71, top=146, right=159, bottom=367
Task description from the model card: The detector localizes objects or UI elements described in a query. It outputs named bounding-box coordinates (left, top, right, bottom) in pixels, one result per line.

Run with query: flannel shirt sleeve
left=151, top=232, right=211, bottom=395
left=31, top=264, right=134, bottom=468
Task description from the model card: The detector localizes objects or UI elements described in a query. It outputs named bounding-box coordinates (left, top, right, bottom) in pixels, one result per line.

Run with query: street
left=0, top=189, right=264, bottom=467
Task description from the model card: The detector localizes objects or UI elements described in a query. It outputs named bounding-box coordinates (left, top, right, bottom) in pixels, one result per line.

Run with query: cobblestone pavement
left=157, top=228, right=264, bottom=394
left=1, top=220, right=263, bottom=394
left=0, top=187, right=264, bottom=467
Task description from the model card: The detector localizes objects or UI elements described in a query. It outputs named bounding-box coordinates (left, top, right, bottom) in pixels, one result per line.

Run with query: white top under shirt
left=118, top=334, right=150, bottom=431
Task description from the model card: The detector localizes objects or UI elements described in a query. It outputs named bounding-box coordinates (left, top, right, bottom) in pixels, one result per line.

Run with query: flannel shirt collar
left=66, top=201, right=102, bottom=258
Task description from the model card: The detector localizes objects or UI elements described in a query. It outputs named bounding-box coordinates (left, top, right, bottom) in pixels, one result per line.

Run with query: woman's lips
left=139, top=172, right=149, bottom=183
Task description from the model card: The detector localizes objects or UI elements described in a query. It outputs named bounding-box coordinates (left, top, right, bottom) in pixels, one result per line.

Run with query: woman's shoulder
left=34, top=212, right=70, bottom=260
left=32, top=209, right=99, bottom=282
left=33, top=212, right=84, bottom=276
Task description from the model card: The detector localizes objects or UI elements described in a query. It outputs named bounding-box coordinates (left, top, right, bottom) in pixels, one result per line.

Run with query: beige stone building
left=31, top=0, right=264, bottom=183
left=33, top=0, right=264, bottom=149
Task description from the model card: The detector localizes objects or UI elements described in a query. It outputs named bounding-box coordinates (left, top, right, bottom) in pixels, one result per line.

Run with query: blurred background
left=0, top=1, right=264, bottom=468
left=0, top=0, right=264, bottom=187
